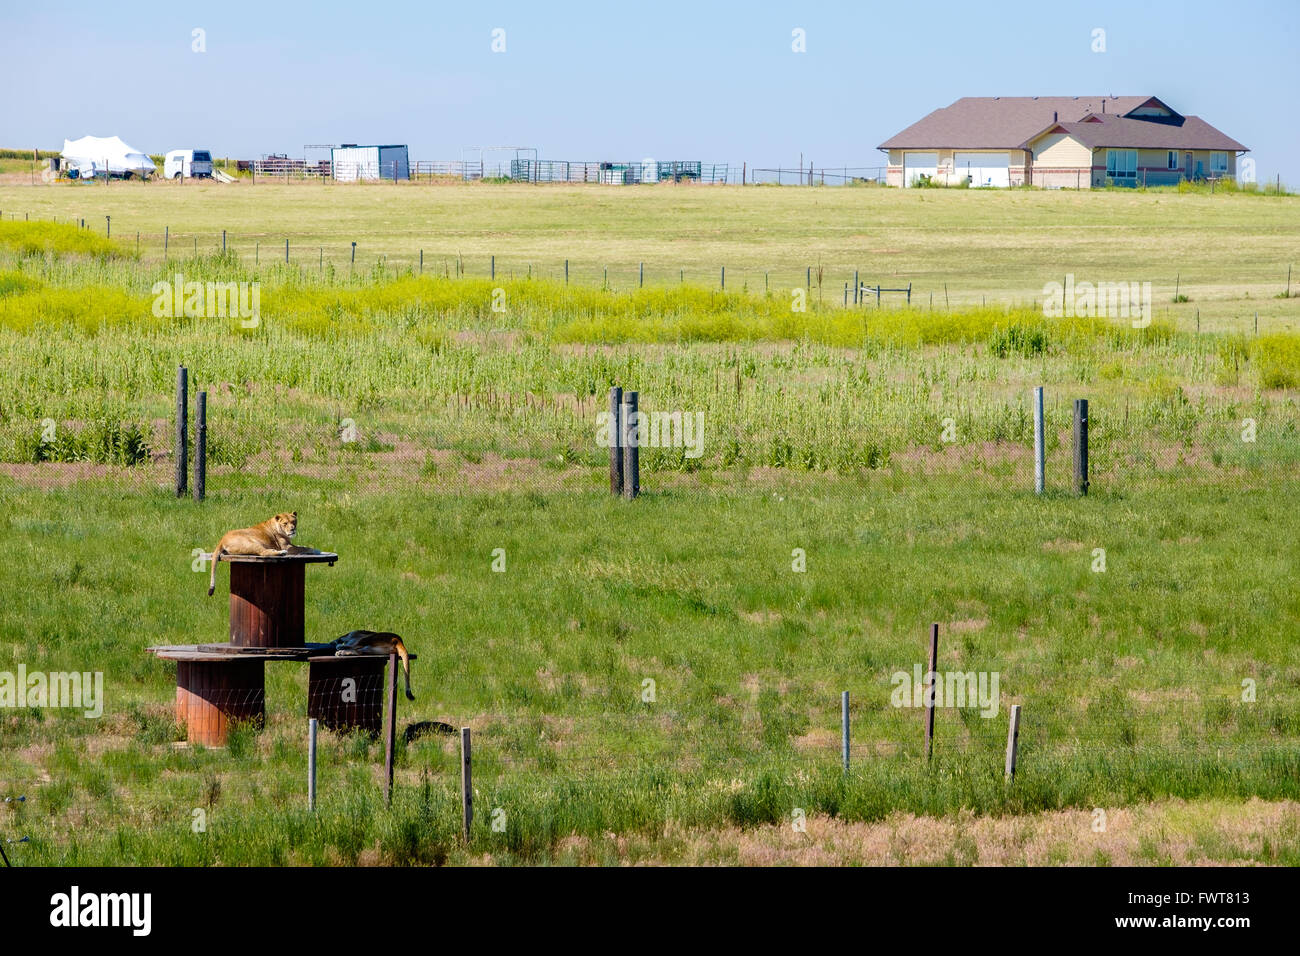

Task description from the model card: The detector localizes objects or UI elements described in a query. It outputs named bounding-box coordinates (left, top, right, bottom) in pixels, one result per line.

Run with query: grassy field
left=4, top=476, right=1299, bottom=864
left=0, top=189, right=1298, bottom=865
left=0, top=180, right=1297, bottom=332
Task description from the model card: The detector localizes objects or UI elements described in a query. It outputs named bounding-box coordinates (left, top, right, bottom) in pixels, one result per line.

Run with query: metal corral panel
left=332, top=146, right=379, bottom=181
left=377, top=145, right=409, bottom=180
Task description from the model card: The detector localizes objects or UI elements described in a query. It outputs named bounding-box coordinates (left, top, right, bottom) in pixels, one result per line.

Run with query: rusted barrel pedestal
left=225, top=553, right=336, bottom=648
left=150, top=552, right=339, bottom=746
left=175, top=658, right=265, bottom=747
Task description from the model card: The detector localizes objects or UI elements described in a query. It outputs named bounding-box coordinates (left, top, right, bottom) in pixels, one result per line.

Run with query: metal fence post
left=308, top=718, right=318, bottom=811
left=1004, top=704, right=1022, bottom=780
left=175, top=366, right=187, bottom=497
left=841, top=691, right=850, bottom=772
left=609, top=386, right=623, bottom=495
left=460, top=727, right=473, bottom=841
left=621, top=391, right=639, bottom=500
left=193, top=391, right=206, bottom=501
left=384, top=652, right=398, bottom=806
left=924, top=623, right=939, bottom=762
left=1073, top=399, right=1089, bottom=496
left=1033, top=386, right=1045, bottom=495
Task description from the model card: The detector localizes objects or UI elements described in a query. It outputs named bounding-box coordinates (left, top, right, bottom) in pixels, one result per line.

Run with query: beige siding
left=1138, top=148, right=1171, bottom=171
left=1027, top=131, right=1092, bottom=188
left=1033, top=133, right=1091, bottom=169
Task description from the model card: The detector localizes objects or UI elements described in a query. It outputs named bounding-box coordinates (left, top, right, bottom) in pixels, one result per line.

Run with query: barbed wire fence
left=5, top=206, right=1293, bottom=317
left=4, top=680, right=1297, bottom=864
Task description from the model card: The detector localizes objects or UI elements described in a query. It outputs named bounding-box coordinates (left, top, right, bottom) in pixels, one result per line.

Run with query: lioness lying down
left=324, top=630, right=416, bottom=701
left=207, top=511, right=321, bottom=595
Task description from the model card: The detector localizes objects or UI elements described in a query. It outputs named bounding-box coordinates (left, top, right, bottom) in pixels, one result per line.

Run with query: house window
left=1167, top=151, right=1179, bottom=170
left=1106, top=149, right=1137, bottom=182
left=1210, top=152, right=1228, bottom=175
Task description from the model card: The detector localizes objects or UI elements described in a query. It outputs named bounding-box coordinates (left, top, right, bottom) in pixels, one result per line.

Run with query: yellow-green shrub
left=1254, top=333, right=1300, bottom=389
left=0, top=221, right=134, bottom=260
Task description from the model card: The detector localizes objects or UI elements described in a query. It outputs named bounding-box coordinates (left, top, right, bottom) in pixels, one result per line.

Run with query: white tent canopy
left=61, top=135, right=156, bottom=178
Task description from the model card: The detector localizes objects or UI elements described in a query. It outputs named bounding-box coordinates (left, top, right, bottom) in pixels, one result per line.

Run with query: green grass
left=2, top=475, right=1298, bottom=864
left=0, top=223, right=1295, bottom=480
left=2, top=181, right=1298, bottom=332
left=0, top=197, right=1297, bottom=865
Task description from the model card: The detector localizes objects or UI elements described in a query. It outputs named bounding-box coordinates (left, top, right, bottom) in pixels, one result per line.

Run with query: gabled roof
left=878, top=96, right=1168, bottom=150
left=1038, top=114, right=1247, bottom=151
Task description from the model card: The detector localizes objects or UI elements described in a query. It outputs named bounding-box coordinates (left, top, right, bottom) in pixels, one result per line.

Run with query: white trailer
left=164, top=149, right=214, bottom=180
left=331, top=144, right=409, bottom=181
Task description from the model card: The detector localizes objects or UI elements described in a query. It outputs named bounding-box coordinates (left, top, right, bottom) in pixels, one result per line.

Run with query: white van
left=164, top=149, right=214, bottom=180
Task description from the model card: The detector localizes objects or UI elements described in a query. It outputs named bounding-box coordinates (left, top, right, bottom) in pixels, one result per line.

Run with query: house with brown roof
left=878, top=96, right=1248, bottom=188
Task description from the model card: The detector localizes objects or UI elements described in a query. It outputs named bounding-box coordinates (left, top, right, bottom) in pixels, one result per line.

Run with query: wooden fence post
left=460, top=727, right=473, bottom=841
left=193, top=391, right=206, bottom=501
left=175, top=366, right=187, bottom=497
left=841, top=691, right=850, bottom=772
left=609, top=386, right=623, bottom=495
left=308, top=718, right=318, bottom=811
left=1033, top=386, right=1045, bottom=495
left=384, top=652, right=398, bottom=806
left=621, top=391, right=639, bottom=500
left=1004, top=704, right=1022, bottom=781
left=1073, top=399, right=1089, bottom=496
left=924, top=622, right=939, bottom=761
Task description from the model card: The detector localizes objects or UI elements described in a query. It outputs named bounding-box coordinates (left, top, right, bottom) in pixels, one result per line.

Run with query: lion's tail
left=394, top=638, right=415, bottom=701
left=208, top=546, right=224, bottom=596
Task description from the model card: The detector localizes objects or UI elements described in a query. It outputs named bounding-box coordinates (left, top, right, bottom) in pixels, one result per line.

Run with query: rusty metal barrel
left=307, top=656, right=387, bottom=734
left=150, top=551, right=339, bottom=745
left=175, top=657, right=265, bottom=747
left=223, top=553, right=337, bottom=648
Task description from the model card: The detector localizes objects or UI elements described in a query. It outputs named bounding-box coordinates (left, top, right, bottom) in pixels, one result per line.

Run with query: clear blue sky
left=3, top=0, right=1297, bottom=182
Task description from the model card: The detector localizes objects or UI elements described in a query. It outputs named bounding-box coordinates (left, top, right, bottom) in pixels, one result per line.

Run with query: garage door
left=903, top=152, right=937, bottom=187
left=953, top=152, right=1010, bottom=188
